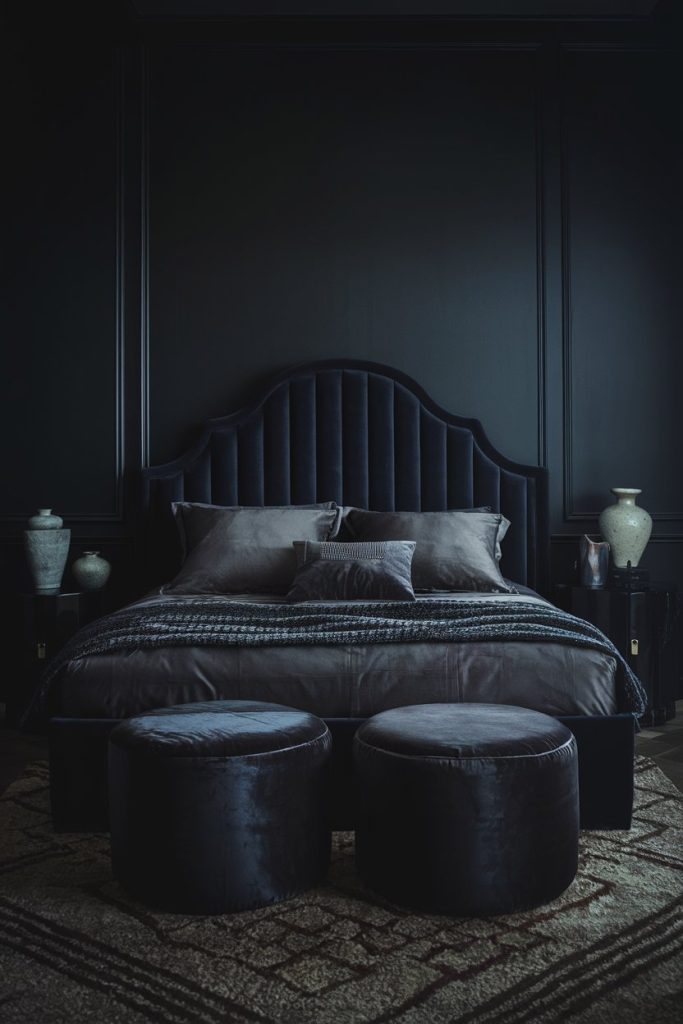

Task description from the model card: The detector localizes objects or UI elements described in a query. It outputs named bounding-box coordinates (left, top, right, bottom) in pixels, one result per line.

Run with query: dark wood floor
left=2, top=702, right=682, bottom=800
left=634, top=700, right=683, bottom=792
left=0, top=712, right=49, bottom=796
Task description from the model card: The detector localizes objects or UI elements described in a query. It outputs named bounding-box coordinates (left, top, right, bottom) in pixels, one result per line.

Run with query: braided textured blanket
left=24, top=598, right=647, bottom=727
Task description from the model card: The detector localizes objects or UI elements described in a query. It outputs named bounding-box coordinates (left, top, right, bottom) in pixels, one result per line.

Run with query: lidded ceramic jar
left=598, top=488, right=652, bottom=568
left=72, top=551, right=111, bottom=591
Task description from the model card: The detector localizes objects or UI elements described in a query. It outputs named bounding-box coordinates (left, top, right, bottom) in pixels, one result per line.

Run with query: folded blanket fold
left=23, top=598, right=647, bottom=728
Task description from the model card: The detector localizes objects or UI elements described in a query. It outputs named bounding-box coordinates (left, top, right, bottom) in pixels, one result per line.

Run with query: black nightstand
left=553, top=583, right=681, bottom=726
left=8, top=591, right=109, bottom=727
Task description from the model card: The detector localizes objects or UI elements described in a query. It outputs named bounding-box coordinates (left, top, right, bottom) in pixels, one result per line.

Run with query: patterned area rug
left=0, top=757, right=681, bottom=1024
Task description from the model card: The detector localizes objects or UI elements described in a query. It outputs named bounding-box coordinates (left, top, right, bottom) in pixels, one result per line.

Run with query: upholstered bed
left=43, top=361, right=640, bottom=830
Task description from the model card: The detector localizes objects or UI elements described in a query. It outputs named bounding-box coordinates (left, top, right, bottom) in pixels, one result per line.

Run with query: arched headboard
left=142, top=360, right=549, bottom=593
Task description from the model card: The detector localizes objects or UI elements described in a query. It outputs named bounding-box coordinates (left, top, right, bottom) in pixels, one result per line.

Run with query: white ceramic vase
left=598, top=488, right=652, bottom=568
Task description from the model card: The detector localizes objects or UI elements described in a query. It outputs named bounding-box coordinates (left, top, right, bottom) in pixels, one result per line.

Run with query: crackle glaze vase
left=24, top=509, right=70, bottom=594
left=72, top=551, right=111, bottom=592
left=598, top=488, right=652, bottom=569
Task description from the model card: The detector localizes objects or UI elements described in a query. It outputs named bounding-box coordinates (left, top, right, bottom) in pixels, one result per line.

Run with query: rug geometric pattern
left=0, top=757, right=681, bottom=1024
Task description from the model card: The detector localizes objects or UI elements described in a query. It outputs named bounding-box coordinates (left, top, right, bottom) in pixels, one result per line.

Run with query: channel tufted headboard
left=142, top=360, right=549, bottom=593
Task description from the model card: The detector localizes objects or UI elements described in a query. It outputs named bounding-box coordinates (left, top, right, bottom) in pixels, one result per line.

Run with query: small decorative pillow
left=286, top=540, right=417, bottom=603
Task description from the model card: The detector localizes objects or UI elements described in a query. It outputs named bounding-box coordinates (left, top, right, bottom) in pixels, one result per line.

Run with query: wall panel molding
left=534, top=51, right=548, bottom=469
left=145, top=39, right=547, bottom=471
left=560, top=43, right=683, bottom=526
left=0, top=48, right=126, bottom=527
left=140, top=42, right=151, bottom=471
left=552, top=534, right=683, bottom=544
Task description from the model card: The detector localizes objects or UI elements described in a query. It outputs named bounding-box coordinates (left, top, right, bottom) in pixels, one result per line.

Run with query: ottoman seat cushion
left=110, top=700, right=326, bottom=756
left=357, top=703, right=574, bottom=760
left=354, top=703, right=579, bottom=916
left=109, top=700, right=331, bottom=915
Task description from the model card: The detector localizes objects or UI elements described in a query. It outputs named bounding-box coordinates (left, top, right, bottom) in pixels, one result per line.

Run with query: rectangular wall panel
left=564, top=51, right=683, bottom=521
left=0, top=39, right=121, bottom=519
left=148, top=46, right=540, bottom=469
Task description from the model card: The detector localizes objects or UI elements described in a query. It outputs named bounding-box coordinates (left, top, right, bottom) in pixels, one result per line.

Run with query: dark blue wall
left=2, top=6, right=682, bottom=607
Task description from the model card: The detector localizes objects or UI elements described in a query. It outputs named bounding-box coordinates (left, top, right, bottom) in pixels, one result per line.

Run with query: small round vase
left=72, top=551, right=111, bottom=591
left=598, top=488, right=652, bottom=568
left=28, top=508, right=63, bottom=530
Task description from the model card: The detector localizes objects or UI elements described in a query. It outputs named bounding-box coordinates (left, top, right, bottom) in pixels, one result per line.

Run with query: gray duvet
left=52, top=591, right=620, bottom=720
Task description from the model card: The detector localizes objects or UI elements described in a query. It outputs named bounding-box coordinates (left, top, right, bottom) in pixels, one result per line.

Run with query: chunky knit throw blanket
left=25, top=598, right=647, bottom=727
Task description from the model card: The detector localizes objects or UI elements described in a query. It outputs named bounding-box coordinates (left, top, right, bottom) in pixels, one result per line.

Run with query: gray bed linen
left=52, top=591, right=618, bottom=720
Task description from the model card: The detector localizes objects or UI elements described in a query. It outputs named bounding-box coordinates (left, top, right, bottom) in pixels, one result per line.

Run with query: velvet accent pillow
left=164, top=505, right=342, bottom=594
left=343, top=509, right=515, bottom=594
left=286, top=540, right=416, bottom=603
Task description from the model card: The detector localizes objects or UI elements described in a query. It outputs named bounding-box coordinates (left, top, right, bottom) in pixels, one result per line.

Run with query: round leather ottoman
left=354, top=703, right=579, bottom=916
left=108, top=700, right=332, bottom=914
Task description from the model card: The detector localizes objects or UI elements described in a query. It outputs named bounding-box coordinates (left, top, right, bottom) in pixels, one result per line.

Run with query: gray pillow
left=172, top=501, right=341, bottom=561
left=343, top=509, right=515, bottom=593
left=286, top=540, right=416, bottom=603
left=339, top=506, right=509, bottom=561
left=164, top=505, right=342, bottom=594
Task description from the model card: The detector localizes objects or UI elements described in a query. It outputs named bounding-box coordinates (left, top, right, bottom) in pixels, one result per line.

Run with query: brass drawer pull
left=630, top=639, right=639, bottom=656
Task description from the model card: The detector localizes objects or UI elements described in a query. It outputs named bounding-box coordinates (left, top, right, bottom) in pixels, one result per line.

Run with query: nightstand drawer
left=552, top=583, right=680, bottom=725
left=10, top=591, right=110, bottom=728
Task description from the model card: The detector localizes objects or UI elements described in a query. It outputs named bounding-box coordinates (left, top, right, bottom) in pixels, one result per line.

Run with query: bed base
left=49, top=713, right=635, bottom=833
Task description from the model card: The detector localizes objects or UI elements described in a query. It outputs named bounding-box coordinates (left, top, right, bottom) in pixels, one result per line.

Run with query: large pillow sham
left=172, top=501, right=341, bottom=561
left=339, top=505, right=509, bottom=561
left=164, top=505, right=341, bottom=594
left=343, top=509, right=515, bottom=593
left=286, top=541, right=416, bottom=603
